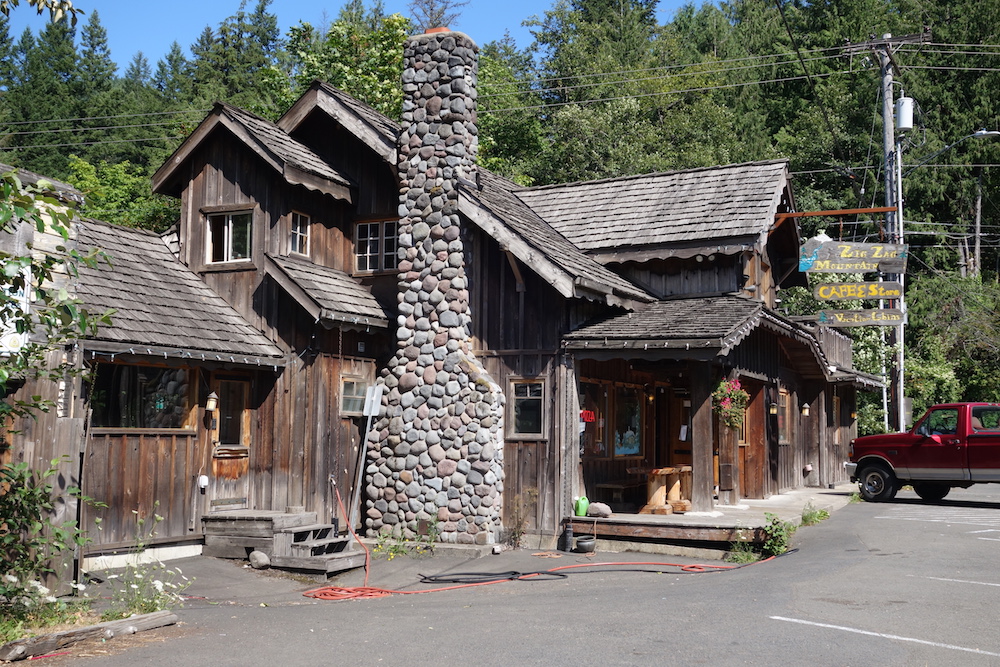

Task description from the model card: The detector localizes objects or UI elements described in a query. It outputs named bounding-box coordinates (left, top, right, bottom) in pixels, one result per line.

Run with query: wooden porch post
left=690, top=362, right=715, bottom=511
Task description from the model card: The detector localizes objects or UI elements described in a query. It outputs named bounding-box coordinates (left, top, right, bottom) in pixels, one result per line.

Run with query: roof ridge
left=515, top=159, right=789, bottom=193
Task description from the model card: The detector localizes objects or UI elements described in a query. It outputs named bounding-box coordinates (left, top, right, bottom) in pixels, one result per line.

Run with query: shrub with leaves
left=0, top=458, right=95, bottom=622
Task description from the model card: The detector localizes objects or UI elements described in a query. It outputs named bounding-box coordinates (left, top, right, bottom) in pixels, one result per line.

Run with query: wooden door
left=209, top=378, right=251, bottom=511
left=740, top=385, right=767, bottom=499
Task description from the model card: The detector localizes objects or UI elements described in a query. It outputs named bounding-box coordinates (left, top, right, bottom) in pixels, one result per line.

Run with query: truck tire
left=913, top=483, right=950, bottom=502
left=858, top=464, right=898, bottom=502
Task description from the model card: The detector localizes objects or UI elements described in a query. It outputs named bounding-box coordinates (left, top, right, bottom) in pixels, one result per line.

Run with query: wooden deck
left=567, top=513, right=767, bottom=548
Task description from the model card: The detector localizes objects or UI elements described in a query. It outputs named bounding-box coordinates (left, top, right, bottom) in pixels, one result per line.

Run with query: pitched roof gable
left=264, top=253, right=390, bottom=330
left=514, top=160, right=792, bottom=256
left=76, top=219, right=286, bottom=365
left=277, top=84, right=650, bottom=309
left=460, top=171, right=653, bottom=308
left=277, top=81, right=399, bottom=165
left=152, top=102, right=353, bottom=201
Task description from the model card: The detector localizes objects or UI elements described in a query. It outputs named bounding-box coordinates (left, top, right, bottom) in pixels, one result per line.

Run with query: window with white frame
left=290, top=211, right=310, bottom=255
left=355, top=220, right=398, bottom=273
left=341, top=377, right=368, bottom=416
left=208, top=211, right=252, bottom=263
left=511, top=380, right=544, bottom=437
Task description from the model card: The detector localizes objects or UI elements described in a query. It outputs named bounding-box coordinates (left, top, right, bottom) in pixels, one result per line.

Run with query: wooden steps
left=202, top=511, right=363, bottom=575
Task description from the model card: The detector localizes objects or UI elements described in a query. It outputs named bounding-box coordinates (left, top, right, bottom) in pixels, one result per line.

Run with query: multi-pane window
left=341, top=378, right=368, bottom=416
left=512, top=380, right=544, bottom=436
left=355, top=220, right=398, bottom=273
left=209, top=211, right=252, bottom=263
left=290, top=211, right=310, bottom=255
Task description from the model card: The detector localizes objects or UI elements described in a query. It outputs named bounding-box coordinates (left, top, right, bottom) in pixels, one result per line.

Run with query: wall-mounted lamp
left=205, top=391, right=219, bottom=413
left=801, top=403, right=810, bottom=417
left=769, top=402, right=778, bottom=415
left=850, top=411, right=858, bottom=420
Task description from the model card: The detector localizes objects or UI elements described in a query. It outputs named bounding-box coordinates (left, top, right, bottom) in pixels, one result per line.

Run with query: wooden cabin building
left=2, top=30, right=877, bottom=556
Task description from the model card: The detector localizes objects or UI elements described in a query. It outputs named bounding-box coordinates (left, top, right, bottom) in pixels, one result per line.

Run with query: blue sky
left=8, top=0, right=695, bottom=70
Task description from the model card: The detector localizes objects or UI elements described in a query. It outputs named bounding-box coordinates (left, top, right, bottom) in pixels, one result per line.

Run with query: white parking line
left=921, top=575, right=1000, bottom=588
left=770, top=616, right=1000, bottom=657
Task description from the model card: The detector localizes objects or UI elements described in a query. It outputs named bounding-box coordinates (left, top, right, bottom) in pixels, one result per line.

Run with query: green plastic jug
left=574, top=495, right=590, bottom=517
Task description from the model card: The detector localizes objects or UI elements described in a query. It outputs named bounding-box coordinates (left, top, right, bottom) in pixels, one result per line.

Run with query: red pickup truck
left=846, top=403, right=1000, bottom=502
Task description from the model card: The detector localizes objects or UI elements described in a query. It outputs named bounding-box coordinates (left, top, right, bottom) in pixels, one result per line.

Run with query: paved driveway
left=32, top=485, right=1000, bottom=666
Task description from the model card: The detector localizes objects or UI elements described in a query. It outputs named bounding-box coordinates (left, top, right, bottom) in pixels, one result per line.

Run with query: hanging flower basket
left=712, top=378, right=750, bottom=430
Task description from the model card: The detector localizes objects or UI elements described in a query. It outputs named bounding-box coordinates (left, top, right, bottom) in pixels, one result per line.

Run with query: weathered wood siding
left=83, top=430, right=207, bottom=549
left=464, top=225, right=572, bottom=536
left=617, top=257, right=741, bottom=299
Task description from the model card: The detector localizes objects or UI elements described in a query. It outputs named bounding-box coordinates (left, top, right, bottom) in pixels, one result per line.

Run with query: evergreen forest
left=4, top=0, right=1000, bottom=433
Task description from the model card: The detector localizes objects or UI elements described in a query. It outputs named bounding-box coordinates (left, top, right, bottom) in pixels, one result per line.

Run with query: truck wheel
left=858, top=465, right=898, bottom=502
left=913, top=483, right=950, bottom=502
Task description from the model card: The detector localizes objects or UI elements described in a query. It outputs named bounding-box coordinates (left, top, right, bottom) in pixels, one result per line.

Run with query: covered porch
left=563, top=296, right=864, bottom=519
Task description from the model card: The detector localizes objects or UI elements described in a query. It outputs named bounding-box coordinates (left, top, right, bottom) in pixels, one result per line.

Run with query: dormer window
left=355, top=219, right=398, bottom=273
left=208, top=211, right=252, bottom=263
left=290, top=211, right=310, bottom=255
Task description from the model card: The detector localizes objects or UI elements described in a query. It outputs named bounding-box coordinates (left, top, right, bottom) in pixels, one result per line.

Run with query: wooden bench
left=594, top=479, right=646, bottom=504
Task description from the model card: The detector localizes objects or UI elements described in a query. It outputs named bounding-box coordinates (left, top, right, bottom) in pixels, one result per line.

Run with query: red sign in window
left=580, top=410, right=596, bottom=423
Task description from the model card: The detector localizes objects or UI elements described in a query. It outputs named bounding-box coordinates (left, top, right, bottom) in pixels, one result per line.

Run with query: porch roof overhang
left=79, top=340, right=287, bottom=370
left=264, top=253, right=390, bottom=331
left=563, top=295, right=877, bottom=387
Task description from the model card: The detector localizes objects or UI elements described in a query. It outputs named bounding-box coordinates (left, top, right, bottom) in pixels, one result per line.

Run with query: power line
left=1, top=108, right=208, bottom=128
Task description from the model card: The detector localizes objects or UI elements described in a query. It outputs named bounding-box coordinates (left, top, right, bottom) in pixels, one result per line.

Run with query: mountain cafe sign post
left=785, top=205, right=908, bottom=328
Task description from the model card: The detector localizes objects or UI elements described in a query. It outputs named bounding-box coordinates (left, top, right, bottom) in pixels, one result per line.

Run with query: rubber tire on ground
left=912, top=483, right=951, bottom=502
left=858, top=465, right=898, bottom=502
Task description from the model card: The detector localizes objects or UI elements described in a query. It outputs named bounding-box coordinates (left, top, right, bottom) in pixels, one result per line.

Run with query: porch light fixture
left=800, top=403, right=810, bottom=417
left=205, top=391, right=219, bottom=413
left=769, top=402, right=778, bottom=415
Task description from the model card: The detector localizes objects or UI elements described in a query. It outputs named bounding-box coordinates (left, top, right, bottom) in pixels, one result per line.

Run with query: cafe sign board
left=799, top=241, right=907, bottom=274
left=817, top=309, right=905, bottom=327
left=813, top=281, right=903, bottom=302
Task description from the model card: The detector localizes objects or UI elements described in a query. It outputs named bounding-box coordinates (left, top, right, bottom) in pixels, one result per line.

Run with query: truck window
left=924, top=408, right=958, bottom=435
left=972, top=408, right=1000, bottom=431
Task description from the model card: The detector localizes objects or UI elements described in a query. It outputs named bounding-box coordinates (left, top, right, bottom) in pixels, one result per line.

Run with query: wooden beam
left=774, top=206, right=896, bottom=224
left=0, top=611, right=178, bottom=662
left=690, top=362, right=715, bottom=511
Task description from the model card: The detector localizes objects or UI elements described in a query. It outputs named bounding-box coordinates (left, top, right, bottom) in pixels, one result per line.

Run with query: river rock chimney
left=363, top=30, right=505, bottom=545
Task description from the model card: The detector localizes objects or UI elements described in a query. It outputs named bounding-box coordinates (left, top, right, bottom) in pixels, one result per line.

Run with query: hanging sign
left=799, top=241, right=907, bottom=273
left=818, top=309, right=905, bottom=327
left=813, top=281, right=903, bottom=301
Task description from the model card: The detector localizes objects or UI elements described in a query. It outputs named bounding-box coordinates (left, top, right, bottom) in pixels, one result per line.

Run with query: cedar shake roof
left=291, top=85, right=650, bottom=308
left=460, top=171, right=653, bottom=307
left=566, top=295, right=876, bottom=386
left=76, top=219, right=286, bottom=365
left=564, top=295, right=766, bottom=353
left=563, top=295, right=844, bottom=380
left=152, top=103, right=353, bottom=201
left=264, top=253, right=390, bottom=329
left=514, top=160, right=791, bottom=255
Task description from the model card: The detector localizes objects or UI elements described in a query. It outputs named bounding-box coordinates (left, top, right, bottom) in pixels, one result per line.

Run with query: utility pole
left=973, top=168, right=983, bottom=277
left=845, top=31, right=930, bottom=432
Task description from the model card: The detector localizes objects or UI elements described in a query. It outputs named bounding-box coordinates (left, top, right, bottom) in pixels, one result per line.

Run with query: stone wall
left=363, top=30, right=506, bottom=545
